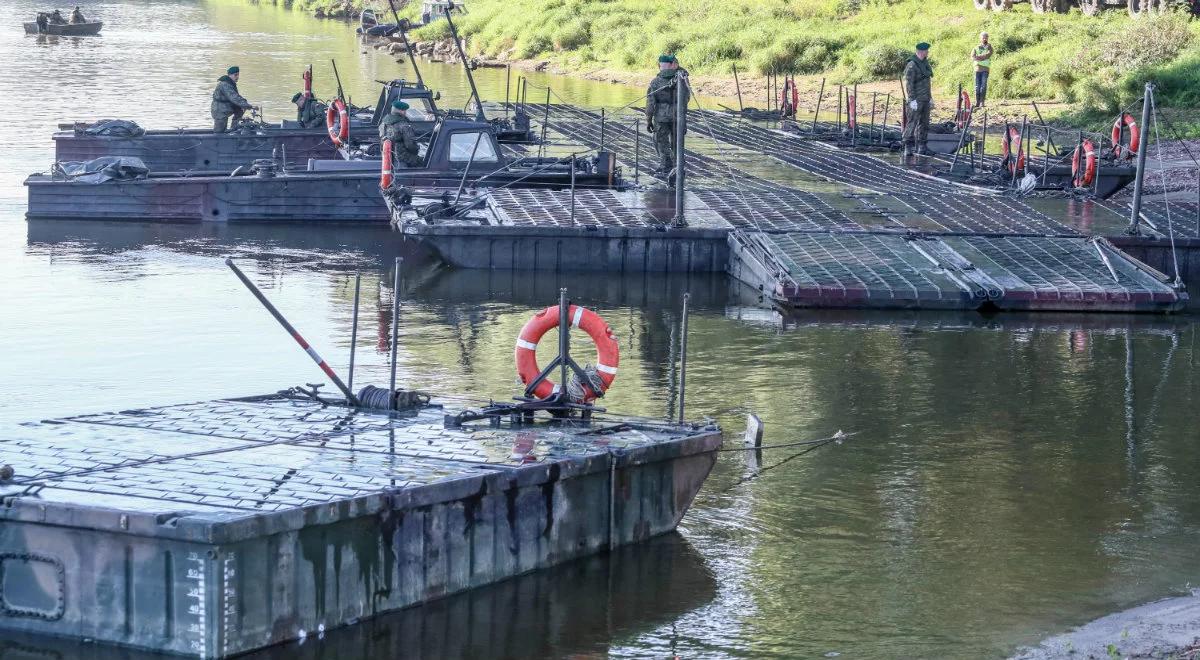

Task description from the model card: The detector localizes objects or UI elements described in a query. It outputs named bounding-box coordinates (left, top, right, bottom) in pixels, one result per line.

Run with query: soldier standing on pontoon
left=211, top=66, right=254, bottom=133
left=645, top=54, right=690, bottom=176
left=902, top=42, right=933, bottom=154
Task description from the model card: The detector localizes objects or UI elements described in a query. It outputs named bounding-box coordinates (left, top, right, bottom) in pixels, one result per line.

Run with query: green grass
left=397, top=0, right=1197, bottom=114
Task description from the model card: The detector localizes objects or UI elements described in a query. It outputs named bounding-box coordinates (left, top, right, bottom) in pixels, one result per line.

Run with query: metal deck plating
left=0, top=394, right=721, bottom=657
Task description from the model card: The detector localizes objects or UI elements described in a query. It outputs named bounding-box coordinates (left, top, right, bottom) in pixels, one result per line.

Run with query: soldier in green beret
left=379, top=100, right=423, bottom=167
left=292, top=92, right=326, bottom=129
left=645, top=54, right=690, bottom=176
left=902, top=43, right=933, bottom=154
left=211, top=66, right=254, bottom=133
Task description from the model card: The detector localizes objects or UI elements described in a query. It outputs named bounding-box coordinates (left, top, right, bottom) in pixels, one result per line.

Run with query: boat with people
left=26, top=116, right=621, bottom=222
left=52, top=78, right=439, bottom=173
left=24, top=8, right=101, bottom=35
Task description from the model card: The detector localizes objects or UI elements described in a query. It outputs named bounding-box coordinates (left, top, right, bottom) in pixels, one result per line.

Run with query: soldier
left=211, top=66, right=253, bottom=133
left=69, top=6, right=86, bottom=23
left=292, top=91, right=326, bottom=129
left=902, top=42, right=933, bottom=154
left=48, top=9, right=66, bottom=24
left=379, top=100, right=423, bottom=167
left=645, top=54, right=690, bottom=176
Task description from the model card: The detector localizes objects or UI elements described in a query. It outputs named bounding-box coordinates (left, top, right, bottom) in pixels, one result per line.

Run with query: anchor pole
left=558, top=288, right=570, bottom=401
left=348, top=272, right=361, bottom=394
left=812, top=77, right=825, bottom=134
left=570, top=154, right=577, bottom=224
left=633, top=119, right=641, bottom=185
left=226, top=259, right=358, bottom=406
left=387, top=0, right=425, bottom=88
left=389, top=257, right=403, bottom=408
left=677, top=292, right=690, bottom=424
left=1127, top=82, right=1154, bottom=235
left=732, top=63, right=744, bottom=112
left=504, top=64, right=511, bottom=119
left=673, top=73, right=686, bottom=227
left=442, top=1, right=485, bottom=121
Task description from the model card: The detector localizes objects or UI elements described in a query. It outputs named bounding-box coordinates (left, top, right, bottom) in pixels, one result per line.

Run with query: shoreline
left=1014, top=592, right=1200, bottom=660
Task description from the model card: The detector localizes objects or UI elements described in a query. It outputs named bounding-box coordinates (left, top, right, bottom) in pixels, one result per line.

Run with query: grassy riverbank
left=400, top=0, right=1199, bottom=115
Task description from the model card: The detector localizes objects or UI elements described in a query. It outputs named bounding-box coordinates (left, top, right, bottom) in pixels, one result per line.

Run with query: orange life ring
left=779, top=78, right=799, bottom=117
left=380, top=138, right=393, bottom=189
left=1071, top=139, right=1097, bottom=188
left=514, top=305, right=619, bottom=403
left=1000, top=125, right=1025, bottom=175
left=1111, top=112, right=1139, bottom=160
left=956, top=90, right=971, bottom=130
left=326, top=98, right=349, bottom=147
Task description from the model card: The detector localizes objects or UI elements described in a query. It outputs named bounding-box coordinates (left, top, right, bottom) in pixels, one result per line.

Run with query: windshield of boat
left=447, top=131, right=498, bottom=163
left=403, top=98, right=436, bottom=121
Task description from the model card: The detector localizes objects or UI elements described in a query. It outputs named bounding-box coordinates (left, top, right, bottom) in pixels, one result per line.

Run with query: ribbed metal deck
left=730, top=230, right=1183, bottom=312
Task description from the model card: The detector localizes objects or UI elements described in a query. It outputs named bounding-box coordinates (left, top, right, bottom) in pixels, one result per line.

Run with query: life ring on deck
left=326, top=98, right=350, bottom=147
left=1000, top=125, right=1025, bottom=175
left=1072, top=139, right=1097, bottom=188
left=514, top=305, right=619, bottom=403
left=380, top=138, right=393, bottom=188
left=1111, top=112, right=1139, bottom=160
left=956, top=90, right=971, bottom=130
left=779, top=79, right=798, bottom=118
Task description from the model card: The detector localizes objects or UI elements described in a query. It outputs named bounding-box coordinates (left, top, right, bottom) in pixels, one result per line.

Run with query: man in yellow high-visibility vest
left=972, top=32, right=993, bottom=108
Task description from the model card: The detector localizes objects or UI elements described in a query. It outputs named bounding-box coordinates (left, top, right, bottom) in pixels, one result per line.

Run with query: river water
left=2, top=1, right=1200, bottom=658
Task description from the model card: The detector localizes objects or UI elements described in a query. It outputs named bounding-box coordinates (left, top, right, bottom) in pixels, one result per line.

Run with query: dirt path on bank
left=1013, top=592, right=1200, bottom=659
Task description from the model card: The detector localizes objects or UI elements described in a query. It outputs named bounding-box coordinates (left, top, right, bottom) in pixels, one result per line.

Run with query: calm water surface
left=1, top=2, right=1199, bottom=658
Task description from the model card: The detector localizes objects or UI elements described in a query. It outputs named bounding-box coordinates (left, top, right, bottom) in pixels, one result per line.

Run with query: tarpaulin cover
left=58, top=156, right=150, bottom=183
left=82, top=119, right=146, bottom=137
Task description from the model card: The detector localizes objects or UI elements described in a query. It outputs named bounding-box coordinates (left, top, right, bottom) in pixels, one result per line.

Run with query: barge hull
left=53, top=130, right=338, bottom=173
left=0, top=396, right=721, bottom=657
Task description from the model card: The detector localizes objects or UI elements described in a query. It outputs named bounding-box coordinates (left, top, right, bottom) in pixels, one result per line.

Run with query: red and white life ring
left=1072, top=138, right=1097, bottom=188
left=380, top=138, right=393, bottom=189
left=1000, top=125, right=1025, bottom=175
left=326, top=98, right=349, bottom=147
left=779, top=78, right=799, bottom=118
left=514, top=305, right=619, bottom=403
left=1111, top=112, right=1139, bottom=160
left=955, top=90, right=971, bottom=130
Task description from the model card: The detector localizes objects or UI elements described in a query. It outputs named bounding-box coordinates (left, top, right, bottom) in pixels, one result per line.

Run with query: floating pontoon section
left=0, top=394, right=720, bottom=658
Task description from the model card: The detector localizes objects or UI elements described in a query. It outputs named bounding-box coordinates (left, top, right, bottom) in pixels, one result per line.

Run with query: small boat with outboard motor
left=24, top=11, right=102, bottom=36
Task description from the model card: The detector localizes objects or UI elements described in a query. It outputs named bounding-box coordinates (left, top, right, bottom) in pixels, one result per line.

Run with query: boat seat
left=306, top=159, right=384, bottom=172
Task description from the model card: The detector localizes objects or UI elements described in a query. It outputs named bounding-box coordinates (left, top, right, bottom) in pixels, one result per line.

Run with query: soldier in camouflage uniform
left=902, top=42, right=934, bottom=154
left=211, top=66, right=254, bottom=133
left=378, top=100, right=423, bottom=167
left=292, top=92, right=326, bottom=129
left=645, top=54, right=690, bottom=176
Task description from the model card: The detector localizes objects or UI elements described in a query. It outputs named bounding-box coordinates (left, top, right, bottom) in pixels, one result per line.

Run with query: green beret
left=391, top=100, right=410, bottom=112
left=916, top=42, right=930, bottom=50
left=658, top=54, right=676, bottom=63
left=227, top=66, right=240, bottom=75
left=291, top=92, right=304, bottom=103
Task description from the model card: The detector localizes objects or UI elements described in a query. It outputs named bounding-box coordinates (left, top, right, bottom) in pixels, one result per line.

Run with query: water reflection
left=0, top=534, right=716, bottom=659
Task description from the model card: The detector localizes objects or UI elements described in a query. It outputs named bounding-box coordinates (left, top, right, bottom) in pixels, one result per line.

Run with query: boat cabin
left=308, top=118, right=502, bottom=173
